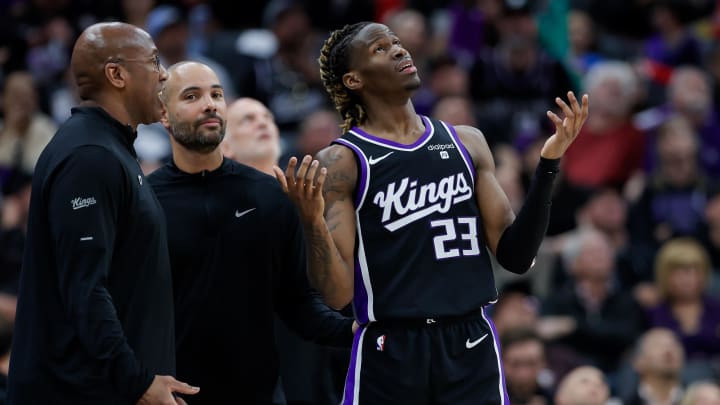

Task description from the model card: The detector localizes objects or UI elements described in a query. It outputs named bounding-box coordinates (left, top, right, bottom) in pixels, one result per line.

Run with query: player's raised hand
left=273, top=155, right=327, bottom=223
left=541, top=91, right=589, bottom=159
left=137, top=375, right=199, bottom=405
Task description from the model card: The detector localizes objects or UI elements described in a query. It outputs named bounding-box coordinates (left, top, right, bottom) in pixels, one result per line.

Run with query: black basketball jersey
left=333, top=116, right=498, bottom=323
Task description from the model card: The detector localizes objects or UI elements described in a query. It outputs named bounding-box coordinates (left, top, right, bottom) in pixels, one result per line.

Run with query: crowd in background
left=0, top=0, right=719, bottom=404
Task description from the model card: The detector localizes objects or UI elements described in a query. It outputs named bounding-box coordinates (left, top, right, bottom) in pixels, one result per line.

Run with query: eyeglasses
left=108, top=54, right=161, bottom=72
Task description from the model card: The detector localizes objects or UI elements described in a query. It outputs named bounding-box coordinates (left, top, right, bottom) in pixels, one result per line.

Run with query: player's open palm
left=137, top=375, right=199, bottom=405
left=273, top=155, right=327, bottom=223
left=541, top=91, right=589, bottom=159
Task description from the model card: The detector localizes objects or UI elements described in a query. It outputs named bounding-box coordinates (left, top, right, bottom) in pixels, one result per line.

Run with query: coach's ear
left=343, top=71, right=362, bottom=91
left=159, top=105, right=169, bottom=127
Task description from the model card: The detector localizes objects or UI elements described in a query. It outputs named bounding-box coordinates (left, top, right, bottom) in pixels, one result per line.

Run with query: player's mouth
left=397, top=59, right=417, bottom=74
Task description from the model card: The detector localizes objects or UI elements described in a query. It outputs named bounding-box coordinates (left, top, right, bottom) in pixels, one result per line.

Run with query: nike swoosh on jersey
left=235, top=208, right=256, bottom=218
left=465, top=333, right=489, bottom=349
left=368, top=152, right=394, bottom=165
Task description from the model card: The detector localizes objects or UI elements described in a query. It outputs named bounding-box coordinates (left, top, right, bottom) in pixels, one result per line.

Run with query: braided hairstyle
left=318, top=22, right=371, bottom=133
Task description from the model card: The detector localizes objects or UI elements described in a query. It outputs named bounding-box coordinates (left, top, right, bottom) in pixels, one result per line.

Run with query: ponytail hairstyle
left=318, top=22, right=371, bottom=132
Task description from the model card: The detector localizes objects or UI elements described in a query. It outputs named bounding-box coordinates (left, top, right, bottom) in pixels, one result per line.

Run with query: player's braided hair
left=318, top=22, right=371, bottom=133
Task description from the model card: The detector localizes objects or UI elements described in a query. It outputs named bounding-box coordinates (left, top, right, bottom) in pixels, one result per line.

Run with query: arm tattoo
left=305, top=227, right=333, bottom=286
left=303, top=147, right=356, bottom=298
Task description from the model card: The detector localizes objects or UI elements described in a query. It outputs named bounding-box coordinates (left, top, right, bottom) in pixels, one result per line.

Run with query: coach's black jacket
left=148, top=158, right=353, bottom=405
left=8, top=107, right=175, bottom=404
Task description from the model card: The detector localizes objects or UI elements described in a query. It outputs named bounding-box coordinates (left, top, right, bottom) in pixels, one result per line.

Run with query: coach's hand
left=541, top=91, right=589, bottom=159
left=137, top=375, right=199, bottom=405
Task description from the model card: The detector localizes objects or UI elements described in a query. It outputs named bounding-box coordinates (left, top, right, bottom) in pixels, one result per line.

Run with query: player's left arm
left=457, top=91, right=589, bottom=274
left=273, top=188, right=354, bottom=347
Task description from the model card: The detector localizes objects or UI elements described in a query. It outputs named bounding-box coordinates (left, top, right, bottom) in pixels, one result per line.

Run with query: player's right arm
left=273, top=145, right=357, bottom=310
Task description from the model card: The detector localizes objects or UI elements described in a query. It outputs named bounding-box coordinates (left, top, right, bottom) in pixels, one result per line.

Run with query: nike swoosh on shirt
left=465, top=333, right=489, bottom=349
left=368, top=152, right=394, bottom=165
left=235, top=208, right=256, bottom=218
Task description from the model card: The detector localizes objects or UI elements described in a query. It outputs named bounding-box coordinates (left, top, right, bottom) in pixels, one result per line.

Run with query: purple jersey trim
left=349, top=115, right=433, bottom=150
left=353, top=258, right=370, bottom=325
left=482, top=306, right=510, bottom=405
left=332, top=138, right=370, bottom=209
left=443, top=121, right=476, bottom=184
left=342, top=325, right=367, bottom=404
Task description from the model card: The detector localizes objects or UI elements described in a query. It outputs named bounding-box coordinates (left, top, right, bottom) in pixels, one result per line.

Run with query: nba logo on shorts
left=440, top=151, right=449, bottom=159
left=376, top=335, right=386, bottom=351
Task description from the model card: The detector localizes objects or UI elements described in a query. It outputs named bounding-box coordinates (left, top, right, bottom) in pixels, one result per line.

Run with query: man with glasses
left=8, top=22, right=198, bottom=404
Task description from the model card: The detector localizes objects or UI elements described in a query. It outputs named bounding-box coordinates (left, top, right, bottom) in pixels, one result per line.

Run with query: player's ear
left=343, top=71, right=362, bottom=91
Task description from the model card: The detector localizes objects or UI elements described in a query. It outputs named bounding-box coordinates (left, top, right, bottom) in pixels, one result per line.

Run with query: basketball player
left=274, top=22, right=589, bottom=404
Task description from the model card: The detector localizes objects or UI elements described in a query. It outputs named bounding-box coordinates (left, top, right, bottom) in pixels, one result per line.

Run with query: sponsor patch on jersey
left=427, top=143, right=455, bottom=151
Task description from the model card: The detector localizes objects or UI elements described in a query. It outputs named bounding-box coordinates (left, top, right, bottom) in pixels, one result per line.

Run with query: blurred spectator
left=566, top=9, right=603, bottom=79
left=635, top=66, right=720, bottom=177
left=260, top=1, right=327, bottom=139
left=220, top=97, right=280, bottom=175
left=576, top=0, right=653, bottom=60
left=490, top=143, right=525, bottom=215
left=134, top=123, right=171, bottom=175
left=492, top=281, right=539, bottom=337
left=301, top=0, right=375, bottom=33
left=0, top=169, right=30, bottom=294
left=431, top=95, right=477, bottom=127
left=562, top=61, right=646, bottom=190
left=23, top=15, right=74, bottom=91
left=283, top=108, right=342, bottom=161
left=575, top=187, right=628, bottom=252
left=646, top=238, right=720, bottom=362
left=0, top=314, right=12, bottom=404
left=145, top=4, right=236, bottom=101
left=47, top=67, right=78, bottom=124
left=501, top=328, right=553, bottom=405
left=681, top=381, right=720, bottom=405
left=708, top=44, right=720, bottom=116
left=207, top=0, right=273, bottom=31
left=624, top=328, right=686, bottom=405
left=491, top=281, right=585, bottom=388
left=700, top=190, right=720, bottom=276
left=469, top=0, right=573, bottom=147
left=444, top=0, right=503, bottom=68
left=541, top=228, right=646, bottom=374
left=667, top=67, right=720, bottom=176
left=638, top=1, right=705, bottom=107
left=0, top=169, right=29, bottom=326
left=428, top=55, right=470, bottom=97
left=545, top=186, right=655, bottom=294
left=554, top=365, right=610, bottom=405
left=628, top=116, right=717, bottom=259
left=120, top=0, right=156, bottom=29
left=0, top=71, right=56, bottom=184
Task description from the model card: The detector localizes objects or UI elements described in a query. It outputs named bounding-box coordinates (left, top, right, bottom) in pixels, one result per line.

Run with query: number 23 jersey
left=334, top=116, right=497, bottom=324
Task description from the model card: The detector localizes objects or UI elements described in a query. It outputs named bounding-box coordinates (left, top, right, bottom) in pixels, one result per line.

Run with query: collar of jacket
left=70, top=106, right=138, bottom=157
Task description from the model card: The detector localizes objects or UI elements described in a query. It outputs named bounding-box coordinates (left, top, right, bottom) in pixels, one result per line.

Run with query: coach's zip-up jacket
left=148, top=157, right=353, bottom=405
left=8, top=106, right=175, bottom=404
